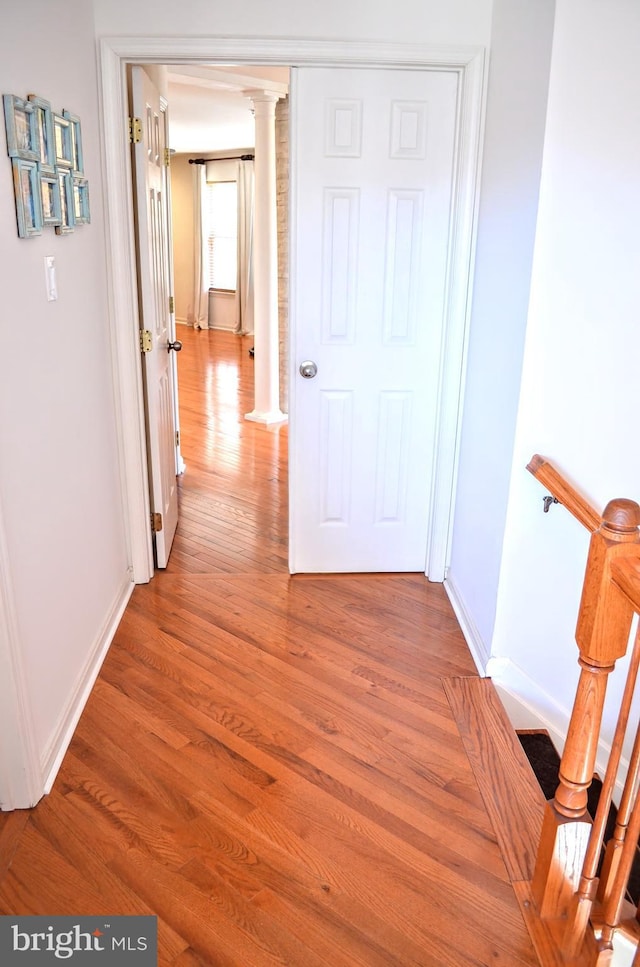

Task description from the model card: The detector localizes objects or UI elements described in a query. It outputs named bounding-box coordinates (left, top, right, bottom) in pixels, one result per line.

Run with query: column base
left=245, top=409, right=288, bottom=426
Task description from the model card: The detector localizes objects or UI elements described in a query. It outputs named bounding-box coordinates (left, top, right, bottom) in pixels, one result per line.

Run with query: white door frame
left=98, top=36, right=486, bottom=585
left=0, top=500, right=41, bottom=810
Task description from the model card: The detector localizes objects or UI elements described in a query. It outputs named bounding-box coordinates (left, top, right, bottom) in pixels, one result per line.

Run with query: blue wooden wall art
left=3, top=92, right=90, bottom=237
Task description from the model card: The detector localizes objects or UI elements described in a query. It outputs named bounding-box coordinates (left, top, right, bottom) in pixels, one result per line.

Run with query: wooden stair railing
left=523, top=455, right=640, bottom=966
left=527, top=455, right=602, bottom=533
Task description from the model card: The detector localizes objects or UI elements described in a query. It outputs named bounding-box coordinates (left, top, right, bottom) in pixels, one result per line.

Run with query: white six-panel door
left=290, top=67, right=458, bottom=573
left=131, top=66, right=179, bottom=567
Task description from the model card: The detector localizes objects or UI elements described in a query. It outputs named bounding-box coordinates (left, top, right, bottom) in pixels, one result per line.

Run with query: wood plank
left=444, top=676, right=547, bottom=882
left=0, top=810, right=30, bottom=883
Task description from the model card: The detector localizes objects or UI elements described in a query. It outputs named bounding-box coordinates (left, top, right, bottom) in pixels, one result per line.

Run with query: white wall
left=446, top=0, right=556, bottom=665
left=0, top=0, right=131, bottom=804
left=208, top=292, right=236, bottom=331
left=93, top=0, right=492, bottom=46
left=490, top=0, right=640, bottom=748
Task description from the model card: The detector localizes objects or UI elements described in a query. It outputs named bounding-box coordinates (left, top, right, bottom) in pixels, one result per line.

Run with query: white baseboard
left=444, top=574, right=490, bottom=675
left=179, top=318, right=210, bottom=330
left=487, top=657, right=570, bottom=755
left=40, top=574, right=134, bottom=794
left=176, top=316, right=252, bottom=336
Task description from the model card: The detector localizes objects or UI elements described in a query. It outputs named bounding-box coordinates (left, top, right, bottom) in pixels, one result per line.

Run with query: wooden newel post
left=532, top=498, right=640, bottom=920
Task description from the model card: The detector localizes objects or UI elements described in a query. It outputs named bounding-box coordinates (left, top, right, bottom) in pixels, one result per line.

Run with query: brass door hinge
left=129, top=117, right=142, bottom=144
left=169, top=295, right=175, bottom=315
left=164, top=147, right=171, bottom=166
left=140, top=329, right=152, bottom=353
left=151, top=512, right=163, bottom=533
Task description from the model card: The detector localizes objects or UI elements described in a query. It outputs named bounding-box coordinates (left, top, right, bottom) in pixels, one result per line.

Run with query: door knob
left=299, top=360, right=318, bottom=379
left=167, top=340, right=183, bottom=353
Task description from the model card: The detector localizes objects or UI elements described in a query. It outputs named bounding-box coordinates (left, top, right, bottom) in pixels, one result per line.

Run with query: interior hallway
left=0, top=327, right=538, bottom=966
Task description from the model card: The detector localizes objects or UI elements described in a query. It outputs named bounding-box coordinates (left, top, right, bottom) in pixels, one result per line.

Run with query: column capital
left=244, top=89, right=283, bottom=111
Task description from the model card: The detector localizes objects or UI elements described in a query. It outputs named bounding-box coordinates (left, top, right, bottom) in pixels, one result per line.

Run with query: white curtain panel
left=235, top=159, right=255, bottom=335
left=189, top=165, right=209, bottom=330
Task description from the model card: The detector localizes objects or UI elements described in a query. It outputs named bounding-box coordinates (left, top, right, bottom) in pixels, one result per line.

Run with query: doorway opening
left=165, top=326, right=289, bottom=574
left=101, top=37, right=484, bottom=585
left=131, top=63, right=291, bottom=574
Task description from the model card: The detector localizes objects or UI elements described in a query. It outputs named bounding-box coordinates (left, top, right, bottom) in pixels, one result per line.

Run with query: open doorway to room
left=133, top=63, right=291, bottom=575
left=165, top=324, right=289, bottom=574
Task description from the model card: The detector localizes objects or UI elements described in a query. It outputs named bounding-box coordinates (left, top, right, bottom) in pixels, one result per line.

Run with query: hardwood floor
left=0, top=327, right=538, bottom=966
left=168, top=327, right=288, bottom=575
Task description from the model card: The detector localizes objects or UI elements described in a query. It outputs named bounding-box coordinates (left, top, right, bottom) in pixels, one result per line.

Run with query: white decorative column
left=245, top=91, right=287, bottom=425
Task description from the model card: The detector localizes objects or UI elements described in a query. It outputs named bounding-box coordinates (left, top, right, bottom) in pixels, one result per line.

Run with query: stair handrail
left=527, top=454, right=602, bottom=534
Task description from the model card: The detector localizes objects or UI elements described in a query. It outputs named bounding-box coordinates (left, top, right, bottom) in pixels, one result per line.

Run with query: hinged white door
left=290, top=67, right=458, bottom=573
left=131, top=66, right=179, bottom=567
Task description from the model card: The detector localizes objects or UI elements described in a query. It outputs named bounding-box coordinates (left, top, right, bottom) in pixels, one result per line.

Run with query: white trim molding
left=99, top=42, right=155, bottom=584
left=486, top=655, right=571, bottom=749
left=426, top=50, right=487, bottom=581
left=99, top=37, right=486, bottom=584
left=444, top=574, right=490, bottom=675
left=101, top=37, right=485, bottom=68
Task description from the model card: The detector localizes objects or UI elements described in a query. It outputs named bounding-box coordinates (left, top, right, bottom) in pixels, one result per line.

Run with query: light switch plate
left=44, top=256, right=57, bottom=301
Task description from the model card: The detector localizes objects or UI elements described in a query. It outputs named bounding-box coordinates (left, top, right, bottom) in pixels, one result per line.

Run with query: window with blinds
left=206, top=180, right=238, bottom=291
